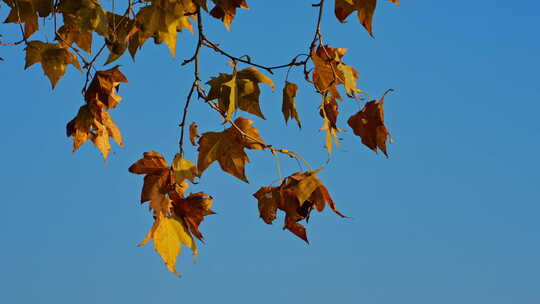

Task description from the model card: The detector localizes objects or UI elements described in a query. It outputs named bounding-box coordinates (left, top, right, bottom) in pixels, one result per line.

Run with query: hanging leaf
left=347, top=89, right=393, bottom=156
left=209, top=0, right=249, bottom=30
left=282, top=81, right=301, bottom=128
left=334, top=0, right=400, bottom=36
left=24, top=41, right=81, bottom=88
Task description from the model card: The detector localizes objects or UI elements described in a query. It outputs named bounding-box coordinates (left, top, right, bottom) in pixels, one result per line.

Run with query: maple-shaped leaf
left=311, top=45, right=360, bottom=100
left=347, top=89, right=393, bottom=156
left=197, top=116, right=265, bottom=182
left=3, top=0, right=51, bottom=38
left=206, top=67, right=274, bottom=120
left=172, top=154, right=198, bottom=184
left=319, top=96, right=341, bottom=155
left=133, top=0, right=195, bottom=57
left=253, top=169, right=345, bottom=243
left=56, top=24, right=93, bottom=54
left=129, top=152, right=174, bottom=215
left=209, top=0, right=248, bottom=30
left=172, top=192, right=215, bottom=241
left=84, top=65, right=128, bottom=110
left=58, top=0, right=109, bottom=37
left=66, top=104, right=124, bottom=159
left=138, top=213, right=197, bottom=275
left=189, top=122, right=199, bottom=146
left=334, top=0, right=400, bottom=36
left=104, top=12, right=138, bottom=64
left=282, top=81, right=301, bottom=128
left=24, top=41, right=82, bottom=88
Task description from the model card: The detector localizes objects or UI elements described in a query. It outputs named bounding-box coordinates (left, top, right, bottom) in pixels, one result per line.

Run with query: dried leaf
left=253, top=169, right=345, bottom=243
left=282, top=81, right=301, bottom=128
left=334, top=0, right=400, bottom=36
left=24, top=41, right=81, bottom=88
left=206, top=67, right=274, bottom=120
left=84, top=65, right=128, bottom=110
left=347, top=90, right=393, bottom=156
left=197, top=117, right=265, bottom=182
left=172, top=192, right=215, bottom=241
left=189, top=122, right=199, bottom=146
left=209, top=0, right=249, bottom=30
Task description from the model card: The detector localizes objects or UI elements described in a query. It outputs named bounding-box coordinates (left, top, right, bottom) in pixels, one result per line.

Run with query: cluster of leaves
left=2, top=0, right=401, bottom=275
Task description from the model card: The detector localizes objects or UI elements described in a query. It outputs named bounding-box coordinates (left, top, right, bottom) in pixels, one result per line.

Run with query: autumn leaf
left=334, top=0, right=400, bottom=36
left=311, top=45, right=360, bottom=100
left=129, top=151, right=169, bottom=175
left=253, top=169, right=345, bottom=243
left=197, top=117, right=265, bottom=182
left=84, top=65, right=128, bottom=110
left=24, top=41, right=82, bottom=88
left=3, top=0, right=52, bottom=38
left=172, top=192, right=215, bottom=241
left=139, top=213, right=197, bottom=275
left=133, top=0, right=195, bottom=57
left=58, top=0, right=109, bottom=37
left=173, top=154, right=198, bottom=184
left=189, top=122, right=199, bottom=146
left=206, top=67, right=275, bottom=120
left=282, top=81, right=301, bottom=128
left=319, top=96, right=341, bottom=155
left=104, top=12, right=138, bottom=64
left=209, top=0, right=249, bottom=29
left=347, top=89, right=393, bottom=156
left=56, top=24, right=93, bottom=54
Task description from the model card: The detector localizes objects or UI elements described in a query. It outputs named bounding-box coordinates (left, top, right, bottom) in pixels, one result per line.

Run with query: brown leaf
left=84, top=65, right=128, bottom=110
left=209, top=0, right=249, bottom=30
left=253, top=169, right=345, bottom=243
left=172, top=192, right=215, bottom=241
left=24, top=41, right=81, bottom=88
left=282, top=81, right=301, bottom=128
left=197, top=117, right=265, bottom=182
left=334, top=0, right=400, bottom=36
left=128, top=152, right=169, bottom=175
left=347, top=89, right=393, bottom=156
left=320, top=96, right=341, bottom=155
left=311, top=45, right=360, bottom=100
left=189, top=122, right=199, bottom=146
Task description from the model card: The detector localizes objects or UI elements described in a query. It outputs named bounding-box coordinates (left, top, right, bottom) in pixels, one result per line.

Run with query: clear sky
left=1, top=1, right=539, bottom=303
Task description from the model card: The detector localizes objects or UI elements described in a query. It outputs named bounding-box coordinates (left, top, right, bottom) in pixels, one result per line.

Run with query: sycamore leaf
left=104, top=12, right=138, bottom=64
left=209, top=0, right=249, bottom=30
left=134, top=1, right=195, bottom=57
left=189, top=122, right=199, bottom=146
left=84, top=65, right=128, bottom=110
left=129, top=151, right=169, bottom=175
left=3, top=0, right=51, bottom=38
left=58, top=0, right=109, bottom=37
left=173, top=154, right=198, bottom=184
left=311, top=45, right=360, bottom=100
left=66, top=104, right=123, bottom=159
left=56, top=24, right=93, bottom=54
left=282, top=81, right=301, bottom=128
left=347, top=89, right=393, bottom=156
left=197, top=117, right=265, bottom=182
left=139, top=214, right=197, bottom=275
left=253, top=169, right=345, bottom=243
left=320, top=96, right=341, bottom=155
left=206, top=67, right=274, bottom=120
left=334, top=0, right=400, bottom=36
left=24, top=41, right=81, bottom=88
left=172, top=192, right=215, bottom=241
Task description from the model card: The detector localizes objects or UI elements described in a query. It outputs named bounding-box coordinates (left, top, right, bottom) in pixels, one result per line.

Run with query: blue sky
left=1, top=1, right=539, bottom=303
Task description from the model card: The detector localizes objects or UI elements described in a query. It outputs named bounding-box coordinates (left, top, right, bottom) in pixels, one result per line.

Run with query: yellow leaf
left=173, top=154, right=198, bottom=184
left=139, top=214, right=197, bottom=275
left=24, top=41, right=81, bottom=88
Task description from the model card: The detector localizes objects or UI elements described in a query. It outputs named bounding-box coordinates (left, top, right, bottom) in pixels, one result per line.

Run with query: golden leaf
left=311, top=45, right=359, bottom=100
left=197, top=117, right=264, bottom=182
left=84, top=65, right=128, bottom=110
left=172, top=154, right=198, bottom=184
left=24, top=41, right=81, bottom=88
left=206, top=67, right=274, bottom=120
left=139, top=214, right=197, bottom=275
